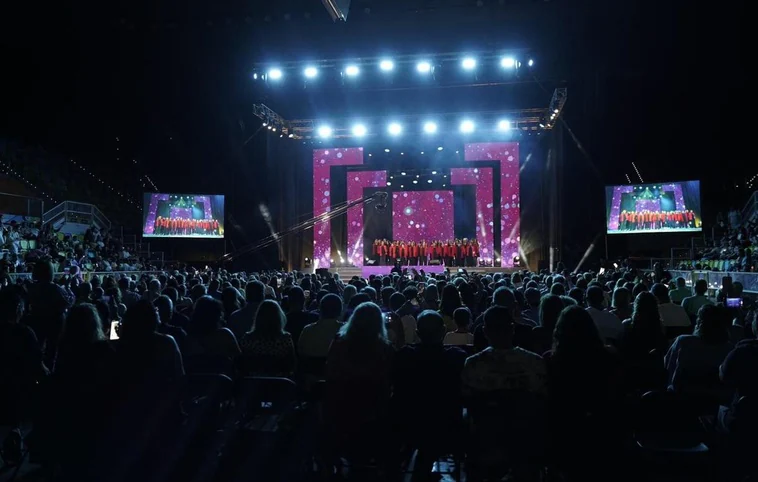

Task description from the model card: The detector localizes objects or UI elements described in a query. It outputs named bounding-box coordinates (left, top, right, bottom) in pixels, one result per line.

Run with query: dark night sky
left=1, top=0, right=750, bottom=255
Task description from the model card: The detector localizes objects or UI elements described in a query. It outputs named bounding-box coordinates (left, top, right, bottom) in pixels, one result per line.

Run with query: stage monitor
left=142, top=193, right=224, bottom=239
left=605, top=181, right=701, bottom=235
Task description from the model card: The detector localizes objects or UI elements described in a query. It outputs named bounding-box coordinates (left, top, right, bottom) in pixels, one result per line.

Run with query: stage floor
left=328, top=265, right=518, bottom=279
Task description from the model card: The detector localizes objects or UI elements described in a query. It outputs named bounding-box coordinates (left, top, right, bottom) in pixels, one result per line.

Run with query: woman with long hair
left=546, top=306, right=621, bottom=476
left=439, top=284, right=462, bottom=332
left=619, top=291, right=667, bottom=358
left=323, top=302, right=394, bottom=475
left=239, top=300, right=296, bottom=377
left=664, top=304, right=733, bottom=394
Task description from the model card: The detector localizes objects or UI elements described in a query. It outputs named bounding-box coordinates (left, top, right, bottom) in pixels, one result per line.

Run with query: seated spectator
left=323, top=302, right=394, bottom=471
left=444, top=307, right=475, bottom=346
left=585, top=286, right=623, bottom=344
left=545, top=306, right=621, bottom=465
left=298, top=293, right=343, bottom=359
left=681, top=279, right=714, bottom=319
left=118, top=277, right=140, bottom=309
left=462, top=305, right=546, bottom=396
left=664, top=304, right=733, bottom=395
left=239, top=299, right=296, bottom=377
left=530, top=294, right=565, bottom=355
left=718, top=315, right=758, bottom=433
left=27, top=260, right=73, bottom=368
left=141, top=278, right=162, bottom=303
left=669, top=277, right=691, bottom=305
left=392, top=310, right=467, bottom=480
left=439, top=284, right=463, bottom=333
left=473, top=287, right=532, bottom=352
left=221, top=286, right=242, bottom=321
left=610, top=287, right=632, bottom=321
left=651, top=283, right=691, bottom=328
left=184, top=296, right=241, bottom=359
left=228, top=280, right=265, bottom=340
left=154, top=295, right=187, bottom=351
left=0, top=289, right=44, bottom=451
left=386, top=291, right=408, bottom=348
left=618, top=291, right=668, bottom=360
left=284, top=286, right=318, bottom=345
left=116, top=299, right=184, bottom=385
left=521, top=287, right=541, bottom=325
left=162, top=286, right=190, bottom=327
left=568, top=287, right=585, bottom=307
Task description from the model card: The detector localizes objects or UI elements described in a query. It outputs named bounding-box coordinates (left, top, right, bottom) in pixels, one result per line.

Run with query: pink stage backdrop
left=464, top=143, right=520, bottom=267
left=391, top=191, right=455, bottom=242
left=313, top=148, right=365, bottom=268
left=451, top=167, right=494, bottom=262
left=313, top=142, right=519, bottom=269
left=346, top=171, right=387, bottom=265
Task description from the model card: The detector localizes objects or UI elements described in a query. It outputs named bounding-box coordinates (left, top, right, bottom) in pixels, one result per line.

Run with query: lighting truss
left=252, top=103, right=293, bottom=136
left=254, top=88, right=566, bottom=139
left=252, top=50, right=537, bottom=89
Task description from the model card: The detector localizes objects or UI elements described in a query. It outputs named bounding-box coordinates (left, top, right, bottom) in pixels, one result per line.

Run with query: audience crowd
left=2, top=260, right=757, bottom=481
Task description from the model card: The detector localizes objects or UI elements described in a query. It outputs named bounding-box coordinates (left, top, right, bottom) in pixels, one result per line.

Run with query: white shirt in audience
left=658, top=302, right=691, bottom=327
left=443, top=331, right=474, bottom=346
left=586, top=306, right=623, bottom=342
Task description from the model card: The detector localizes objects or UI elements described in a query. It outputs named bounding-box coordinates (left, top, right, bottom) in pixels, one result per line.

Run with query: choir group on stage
left=617, top=210, right=698, bottom=231
left=372, top=239, right=480, bottom=267
left=153, top=216, right=221, bottom=236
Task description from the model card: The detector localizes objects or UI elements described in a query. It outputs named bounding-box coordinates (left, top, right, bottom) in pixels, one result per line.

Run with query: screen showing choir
left=605, top=181, right=701, bottom=235
left=142, top=193, right=225, bottom=239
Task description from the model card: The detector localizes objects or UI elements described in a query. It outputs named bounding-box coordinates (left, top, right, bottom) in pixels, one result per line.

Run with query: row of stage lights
left=256, top=55, right=533, bottom=82
left=295, top=118, right=530, bottom=139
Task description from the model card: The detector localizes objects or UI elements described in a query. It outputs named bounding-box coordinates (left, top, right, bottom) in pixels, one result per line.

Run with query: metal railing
left=42, top=201, right=112, bottom=230
left=645, top=269, right=758, bottom=294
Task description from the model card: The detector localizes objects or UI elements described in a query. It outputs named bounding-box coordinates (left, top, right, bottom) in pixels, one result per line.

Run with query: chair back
left=238, top=376, right=297, bottom=413
left=183, top=353, right=234, bottom=376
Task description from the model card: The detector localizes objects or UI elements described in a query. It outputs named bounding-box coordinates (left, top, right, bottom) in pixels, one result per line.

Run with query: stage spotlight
left=427, top=179, right=433, bottom=184
left=498, top=120, right=511, bottom=131
left=272, top=127, right=276, bottom=132
left=388, top=122, right=402, bottom=136
left=437, top=146, right=443, bottom=151
left=420, top=151, right=424, bottom=154
left=460, top=120, right=475, bottom=133
left=345, top=65, right=360, bottom=77
left=423, top=122, right=438, bottom=134
left=384, top=148, right=390, bottom=153
left=401, top=172, right=406, bottom=176
left=400, top=185, right=404, bottom=188
left=528, top=59, right=534, bottom=67
left=288, top=133, right=294, bottom=138
left=262, top=122, right=267, bottom=126
left=432, top=170, right=437, bottom=174
left=379, top=59, right=394, bottom=71
left=386, top=182, right=391, bottom=186
left=500, top=57, right=516, bottom=69
left=352, top=124, right=367, bottom=137
left=461, top=57, right=477, bottom=70
left=413, top=180, right=418, bottom=184
left=304, top=66, right=318, bottom=78
left=416, top=61, right=432, bottom=73
left=268, top=68, right=283, bottom=80
left=416, top=174, right=420, bottom=178
left=317, top=125, right=333, bottom=138
left=253, top=73, right=258, bottom=80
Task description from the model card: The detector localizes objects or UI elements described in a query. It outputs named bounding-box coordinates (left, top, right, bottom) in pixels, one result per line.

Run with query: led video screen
left=605, top=181, right=701, bottom=235
left=143, top=193, right=224, bottom=239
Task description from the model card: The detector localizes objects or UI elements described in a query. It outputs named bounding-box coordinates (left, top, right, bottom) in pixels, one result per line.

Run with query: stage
left=328, top=265, right=519, bottom=279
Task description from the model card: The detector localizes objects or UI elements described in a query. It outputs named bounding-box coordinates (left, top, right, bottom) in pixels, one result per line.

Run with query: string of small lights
left=632, top=162, right=644, bottom=183
left=0, top=161, right=57, bottom=203
left=69, top=159, right=139, bottom=207
left=747, top=172, right=758, bottom=190
left=143, top=174, right=158, bottom=191
left=625, top=173, right=632, bottom=184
